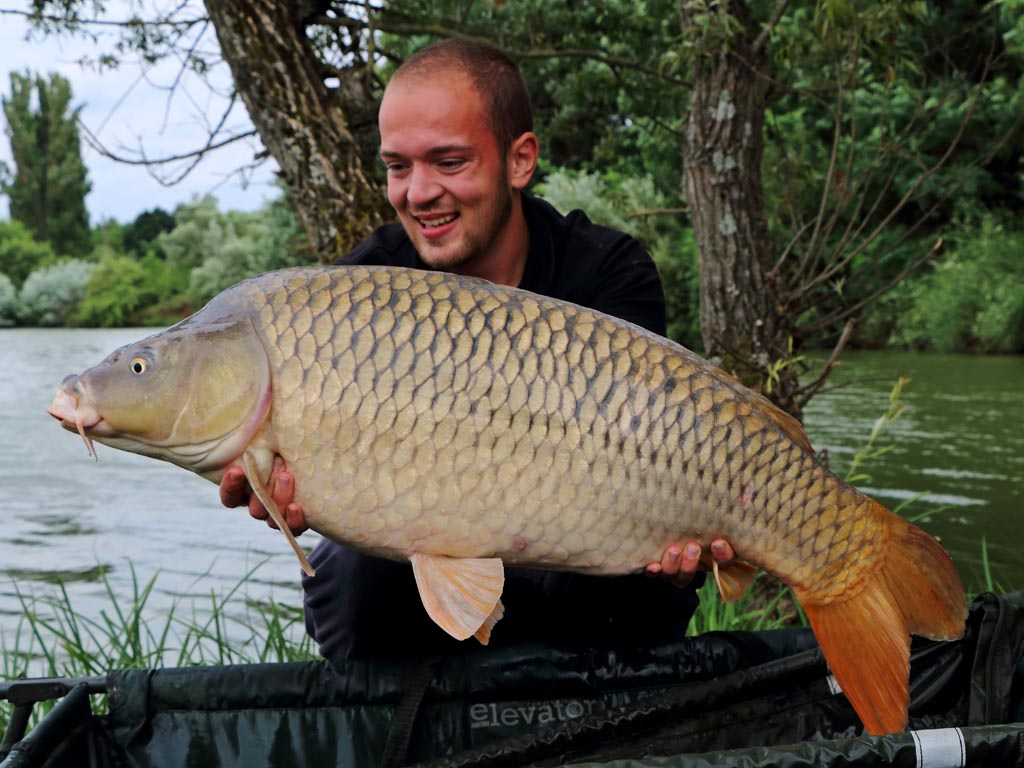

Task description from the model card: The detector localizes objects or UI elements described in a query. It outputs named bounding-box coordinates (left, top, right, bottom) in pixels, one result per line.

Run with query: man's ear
left=508, top=132, right=539, bottom=190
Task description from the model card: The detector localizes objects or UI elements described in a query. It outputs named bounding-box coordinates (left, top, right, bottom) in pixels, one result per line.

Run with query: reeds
left=1, top=560, right=315, bottom=734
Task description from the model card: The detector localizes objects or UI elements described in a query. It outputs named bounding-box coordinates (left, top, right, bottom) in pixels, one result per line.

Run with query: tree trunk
left=204, top=0, right=389, bottom=261
left=680, top=0, right=802, bottom=419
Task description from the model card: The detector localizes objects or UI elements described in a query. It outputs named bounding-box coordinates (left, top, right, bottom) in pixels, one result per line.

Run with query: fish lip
left=47, top=387, right=104, bottom=432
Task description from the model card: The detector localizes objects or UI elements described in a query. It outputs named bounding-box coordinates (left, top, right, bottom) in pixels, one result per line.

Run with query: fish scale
left=49, top=264, right=966, bottom=735
left=222, top=267, right=867, bottom=579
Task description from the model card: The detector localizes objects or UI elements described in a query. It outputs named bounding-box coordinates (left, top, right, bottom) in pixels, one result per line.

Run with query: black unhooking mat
left=3, top=590, right=1024, bottom=768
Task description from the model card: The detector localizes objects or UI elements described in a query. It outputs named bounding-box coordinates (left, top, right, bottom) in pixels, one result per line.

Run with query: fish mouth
left=48, top=383, right=103, bottom=461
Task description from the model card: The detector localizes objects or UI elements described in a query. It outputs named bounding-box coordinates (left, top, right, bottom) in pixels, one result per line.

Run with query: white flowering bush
left=17, top=259, right=95, bottom=326
left=0, top=273, right=18, bottom=327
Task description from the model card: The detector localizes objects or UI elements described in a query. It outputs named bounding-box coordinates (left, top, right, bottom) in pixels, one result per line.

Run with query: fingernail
left=668, top=548, right=680, bottom=563
left=684, top=544, right=700, bottom=559
left=278, top=476, right=291, bottom=491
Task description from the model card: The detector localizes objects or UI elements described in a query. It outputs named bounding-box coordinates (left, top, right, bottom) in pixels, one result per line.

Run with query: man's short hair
left=392, top=38, right=534, bottom=154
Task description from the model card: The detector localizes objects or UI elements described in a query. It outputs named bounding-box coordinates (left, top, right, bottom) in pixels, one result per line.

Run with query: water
left=1, top=330, right=1021, bottom=654
left=0, top=327, right=315, bottom=654
left=802, top=350, right=1024, bottom=592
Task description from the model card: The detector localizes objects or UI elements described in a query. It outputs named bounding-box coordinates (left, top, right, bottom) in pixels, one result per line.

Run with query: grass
left=0, top=560, right=316, bottom=735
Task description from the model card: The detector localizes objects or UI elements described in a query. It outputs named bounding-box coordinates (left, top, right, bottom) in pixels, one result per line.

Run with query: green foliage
left=124, top=208, right=175, bottom=258
left=844, top=376, right=910, bottom=484
left=1, top=561, right=315, bottom=735
left=888, top=218, right=1024, bottom=352
left=74, top=253, right=162, bottom=327
left=0, top=273, right=18, bottom=326
left=0, top=218, right=57, bottom=287
left=1, top=71, right=92, bottom=257
left=16, top=259, right=94, bottom=326
left=535, top=168, right=701, bottom=347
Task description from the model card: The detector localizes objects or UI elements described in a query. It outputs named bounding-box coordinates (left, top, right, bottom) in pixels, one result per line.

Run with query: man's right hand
left=219, top=456, right=308, bottom=536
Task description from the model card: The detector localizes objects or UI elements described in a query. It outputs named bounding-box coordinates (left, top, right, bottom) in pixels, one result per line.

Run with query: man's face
left=378, top=71, right=514, bottom=274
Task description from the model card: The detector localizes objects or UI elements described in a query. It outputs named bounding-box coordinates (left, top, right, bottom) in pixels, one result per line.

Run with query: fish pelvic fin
left=796, top=502, right=967, bottom=736
left=474, top=599, right=505, bottom=645
left=410, top=553, right=505, bottom=643
left=241, top=452, right=315, bottom=577
left=700, top=553, right=758, bottom=603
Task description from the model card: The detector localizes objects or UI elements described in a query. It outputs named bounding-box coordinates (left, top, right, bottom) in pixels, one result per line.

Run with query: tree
left=10, top=0, right=1022, bottom=415
left=0, top=218, right=58, bottom=287
left=1, top=71, right=92, bottom=257
left=124, top=208, right=175, bottom=257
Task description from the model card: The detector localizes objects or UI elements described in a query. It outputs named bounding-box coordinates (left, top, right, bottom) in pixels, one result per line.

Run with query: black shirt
left=302, top=193, right=702, bottom=660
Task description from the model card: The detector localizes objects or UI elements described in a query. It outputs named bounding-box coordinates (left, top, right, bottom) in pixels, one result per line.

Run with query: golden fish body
left=49, top=266, right=966, bottom=735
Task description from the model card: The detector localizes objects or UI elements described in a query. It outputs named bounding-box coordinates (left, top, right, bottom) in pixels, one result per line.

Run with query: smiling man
left=222, top=38, right=734, bottom=660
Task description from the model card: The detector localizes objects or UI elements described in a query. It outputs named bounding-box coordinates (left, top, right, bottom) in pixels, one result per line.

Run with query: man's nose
left=407, top=166, right=442, bottom=206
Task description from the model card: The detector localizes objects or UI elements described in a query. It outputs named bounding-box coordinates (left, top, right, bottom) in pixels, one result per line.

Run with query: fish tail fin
left=796, top=501, right=966, bottom=735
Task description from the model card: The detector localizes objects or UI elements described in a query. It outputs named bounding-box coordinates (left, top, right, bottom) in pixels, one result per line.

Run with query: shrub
left=889, top=217, right=1024, bottom=352
left=18, top=259, right=95, bottom=326
left=0, top=273, right=18, bottom=326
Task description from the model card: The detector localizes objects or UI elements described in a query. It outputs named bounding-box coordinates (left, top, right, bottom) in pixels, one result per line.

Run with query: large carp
left=48, top=266, right=966, bottom=735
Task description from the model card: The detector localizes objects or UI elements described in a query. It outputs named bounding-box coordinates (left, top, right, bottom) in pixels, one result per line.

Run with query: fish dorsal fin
left=699, top=553, right=758, bottom=603
left=704, top=360, right=814, bottom=455
left=757, top=397, right=814, bottom=455
left=241, top=452, right=315, bottom=577
left=410, top=553, right=505, bottom=643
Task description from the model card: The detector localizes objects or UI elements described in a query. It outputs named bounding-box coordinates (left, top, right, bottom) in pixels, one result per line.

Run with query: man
left=221, top=38, right=734, bottom=660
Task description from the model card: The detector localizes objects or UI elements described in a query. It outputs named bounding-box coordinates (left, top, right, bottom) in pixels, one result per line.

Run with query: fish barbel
left=47, top=265, right=966, bottom=734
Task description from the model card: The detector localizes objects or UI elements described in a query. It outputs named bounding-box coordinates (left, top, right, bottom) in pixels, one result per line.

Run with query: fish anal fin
left=241, top=452, right=315, bottom=577
left=796, top=503, right=967, bottom=735
left=699, top=553, right=757, bottom=603
left=410, top=553, right=505, bottom=643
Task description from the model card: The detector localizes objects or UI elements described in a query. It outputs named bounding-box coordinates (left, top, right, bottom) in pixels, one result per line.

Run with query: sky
left=0, top=5, right=281, bottom=224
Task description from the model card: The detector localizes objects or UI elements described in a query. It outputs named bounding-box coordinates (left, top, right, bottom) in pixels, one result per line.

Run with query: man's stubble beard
left=414, top=167, right=514, bottom=273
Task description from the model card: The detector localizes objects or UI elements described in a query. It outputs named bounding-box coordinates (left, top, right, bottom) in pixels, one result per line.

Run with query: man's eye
left=438, top=159, right=467, bottom=170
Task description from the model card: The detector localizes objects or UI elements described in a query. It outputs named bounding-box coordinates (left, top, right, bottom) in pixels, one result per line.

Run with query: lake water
left=1, top=329, right=1021, bottom=655
left=0, top=327, right=316, bottom=660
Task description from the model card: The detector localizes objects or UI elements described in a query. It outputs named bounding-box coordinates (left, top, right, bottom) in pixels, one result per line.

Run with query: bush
left=0, top=273, right=18, bottom=326
left=888, top=217, right=1024, bottom=352
left=0, top=219, right=58, bottom=287
left=18, top=259, right=95, bottom=326
left=535, top=169, right=701, bottom=347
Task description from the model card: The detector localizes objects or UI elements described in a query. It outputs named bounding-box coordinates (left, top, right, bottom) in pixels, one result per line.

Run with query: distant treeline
left=1, top=175, right=1022, bottom=354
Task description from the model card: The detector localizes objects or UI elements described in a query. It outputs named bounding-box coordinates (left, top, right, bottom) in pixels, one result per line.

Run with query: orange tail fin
left=796, top=503, right=966, bottom=735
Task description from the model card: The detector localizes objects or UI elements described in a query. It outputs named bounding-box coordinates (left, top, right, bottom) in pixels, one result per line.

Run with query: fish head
left=48, top=316, right=272, bottom=475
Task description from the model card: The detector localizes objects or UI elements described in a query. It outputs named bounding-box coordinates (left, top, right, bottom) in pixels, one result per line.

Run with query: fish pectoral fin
left=699, top=553, right=758, bottom=603
left=241, top=452, right=315, bottom=578
left=410, top=553, right=505, bottom=643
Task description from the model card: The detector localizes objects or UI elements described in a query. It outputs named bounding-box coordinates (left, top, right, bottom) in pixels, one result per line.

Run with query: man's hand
left=645, top=538, right=735, bottom=588
left=219, top=455, right=308, bottom=536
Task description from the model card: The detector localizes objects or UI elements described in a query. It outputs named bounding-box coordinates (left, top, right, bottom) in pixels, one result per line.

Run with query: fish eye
left=129, top=357, right=149, bottom=375
left=127, top=347, right=157, bottom=376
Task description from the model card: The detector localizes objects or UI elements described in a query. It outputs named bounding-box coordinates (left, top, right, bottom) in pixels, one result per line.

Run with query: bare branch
left=79, top=118, right=257, bottom=172
left=753, top=0, right=791, bottom=54
left=309, top=12, right=691, bottom=86
left=795, top=318, right=855, bottom=409
left=0, top=6, right=206, bottom=31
